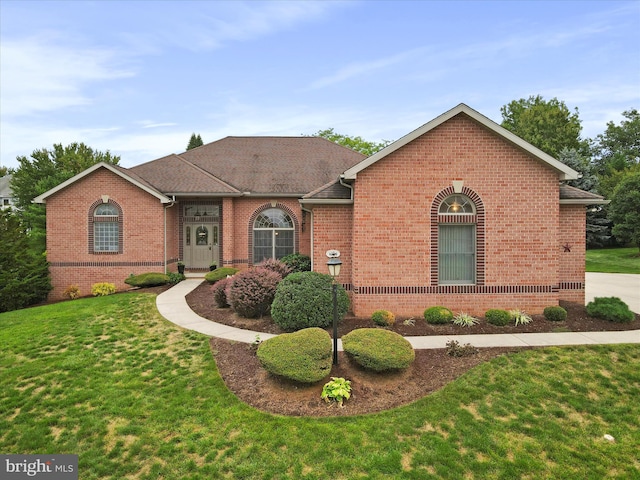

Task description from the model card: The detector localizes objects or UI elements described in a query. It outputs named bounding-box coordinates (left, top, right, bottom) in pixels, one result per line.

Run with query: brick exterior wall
left=558, top=204, right=587, bottom=304
left=45, top=168, right=175, bottom=299
left=342, top=114, right=566, bottom=316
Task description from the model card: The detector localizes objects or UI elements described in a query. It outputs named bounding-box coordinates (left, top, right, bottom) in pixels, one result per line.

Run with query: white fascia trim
left=342, top=104, right=580, bottom=181
left=33, top=162, right=171, bottom=204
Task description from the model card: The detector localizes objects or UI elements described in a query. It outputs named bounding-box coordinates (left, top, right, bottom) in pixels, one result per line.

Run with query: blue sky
left=1, top=0, right=639, bottom=169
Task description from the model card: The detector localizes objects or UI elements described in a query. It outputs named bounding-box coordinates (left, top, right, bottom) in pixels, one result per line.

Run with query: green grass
left=2, top=294, right=640, bottom=479
left=586, top=247, right=640, bottom=274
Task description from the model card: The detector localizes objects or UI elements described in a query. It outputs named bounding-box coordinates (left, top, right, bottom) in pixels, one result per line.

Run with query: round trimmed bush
left=424, top=306, right=453, bottom=324
left=257, top=328, right=332, bottom=383
left=280, top=253, right=312, bottom=273
left=342, top=328, right=415, bottom=371
left=124, top=272, right=169, bottom=287
left=544, top=306, right=567, bottom=322
left=227, top=267, right=282, bottom=318
left=271, top=271, right=349, bottom=331
left=256, top=258, right=292, bottom=278
left=204, top=267, right=239, bottom=284
left=485, top=309, right=511, bottom=326
left=586, top=297, right=634, bottom=323
left=371, top=309, right=396, bottom=326
left=212, top=276, right=231, bottom=308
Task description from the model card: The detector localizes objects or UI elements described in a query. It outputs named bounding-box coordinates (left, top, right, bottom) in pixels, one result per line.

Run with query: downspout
left=164, top=196, right=176, bottom=273
left=339, top=175, right=354, bottom=201
left=300, top=205, right=314, bottom=271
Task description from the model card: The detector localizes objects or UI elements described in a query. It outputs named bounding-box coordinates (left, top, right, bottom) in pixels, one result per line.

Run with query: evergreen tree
left=187, top=133, right=204, bottom=150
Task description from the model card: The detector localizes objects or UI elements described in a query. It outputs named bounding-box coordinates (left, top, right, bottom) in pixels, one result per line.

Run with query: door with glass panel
left=182, top=203, right=220, bottom=269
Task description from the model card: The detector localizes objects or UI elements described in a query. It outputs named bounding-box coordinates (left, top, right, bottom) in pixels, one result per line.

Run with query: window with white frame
left=438, top=195, right=476, bottom=284
left=253, top=208, right=294, bottom=262
left=93, top=203, right=120, bottom=253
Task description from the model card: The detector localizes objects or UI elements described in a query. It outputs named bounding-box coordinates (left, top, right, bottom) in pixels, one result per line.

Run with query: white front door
left=184, top=222, right=219, bottom=269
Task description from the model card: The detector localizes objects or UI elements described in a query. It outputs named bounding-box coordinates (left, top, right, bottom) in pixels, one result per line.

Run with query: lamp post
left=326, top=252, right=342, bottom=365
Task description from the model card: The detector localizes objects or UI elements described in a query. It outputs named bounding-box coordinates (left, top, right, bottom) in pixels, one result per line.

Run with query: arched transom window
left=253, top=208, right=294, bottom=262
left=439, top=194, right=475, bottom=214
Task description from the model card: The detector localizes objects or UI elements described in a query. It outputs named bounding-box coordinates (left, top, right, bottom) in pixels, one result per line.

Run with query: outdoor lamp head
left=327, top=257, right=342, bottom=278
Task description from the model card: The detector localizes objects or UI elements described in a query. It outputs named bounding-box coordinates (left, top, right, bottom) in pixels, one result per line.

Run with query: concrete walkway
left=156, top=277, right=640, bottom=349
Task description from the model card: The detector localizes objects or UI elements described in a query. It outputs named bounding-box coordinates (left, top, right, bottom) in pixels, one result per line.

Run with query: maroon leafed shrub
left=227, top=267, right=283, bottom=318
left=212, top=277, right=232, bottom=308
left=256, top=258, right=292, bottom=278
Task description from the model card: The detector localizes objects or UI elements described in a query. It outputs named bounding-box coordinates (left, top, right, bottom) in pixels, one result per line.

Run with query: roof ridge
left=174, top=154, right=242, bottom=194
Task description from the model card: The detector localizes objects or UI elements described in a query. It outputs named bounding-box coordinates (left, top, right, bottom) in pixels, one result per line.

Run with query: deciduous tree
left=312, top=128, right=391, bottom=156
left=608, top=172, right=640, bottom=254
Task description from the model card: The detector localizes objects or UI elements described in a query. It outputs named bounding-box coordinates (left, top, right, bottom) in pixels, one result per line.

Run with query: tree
left=312, top=128, right=392, bottom=156
left=500, top=95, right=587, bottom=157
left=0, top=166, right=13, bottom=177
left=11, top=143, right=120, bottom=253
left=608, top=172, right=640, bottom=254
left=187, top=133, right=203, bottom=150
left=0, top=209, right=52, bottom=312
left=591, top=109, right=640, bottom=190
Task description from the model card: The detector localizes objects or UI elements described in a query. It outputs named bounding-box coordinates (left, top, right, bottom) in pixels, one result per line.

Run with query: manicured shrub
left=486, top=309, right=511, bottom=326
left=342, top=328, right=415, bottom=371
left=124, top=272, right=169, bottom=287
left=167, top=272, right=185, bottom=285
left=544, top=306, right=567, bottom=322
left=586, top=297, right=635, bottom=323
left=204, top=267, right=238, bottom=284
left=280, top=253, right=312, bottom=273
left=257, top=328, right=332, bottom=383
left=424, top=306, right=453, bottom=324
left=256, top=258, right=292, bottom=278
left=271, top=271, right=349, bottom=331
left=371, top=309, right=396, bottom=326
left=63, top=285, right=81, bottom=300
left=227, top=267, right=282, bottom=318
left=212, top=276, right=231, bottom=308
left=91, top=283, right=116, bottom=296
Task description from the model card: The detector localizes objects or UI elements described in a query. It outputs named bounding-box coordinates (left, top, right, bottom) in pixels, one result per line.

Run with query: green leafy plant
left=371, top=309, right=396, bottom=326
left=586, top=297, right=635, bottom=323
left=544, top=306, right=568, bottom=322
left=91, top=282, right=116, bottom=297
left=280, top=253, right=312, bottom=273
left=63, top=285, right=81, bottom=300
left=342, top=328, right=415, bottom=371
left=424, top=306, right=453, bottom=324
left=167, top=272, right=185, bottom=285
left=453, top=312, right=479, bottom=327
left=204, top=267, right=239, bottom=284
left=446, top=340, right=479, bottom=357
left=509, top=309, right=533, bottom=326
left=403, top=318, right=416, bottom=326
left=321, top=377, right=352, bottom=407
left=485, top=309, right=511, bottom=326
left=250, top=334, right=262, bottom=352
left=124, top=272, right=169, bottom=287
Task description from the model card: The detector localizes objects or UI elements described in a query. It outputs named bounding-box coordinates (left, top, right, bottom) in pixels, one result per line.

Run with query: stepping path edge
left=157, top=278, right=640, bottom=350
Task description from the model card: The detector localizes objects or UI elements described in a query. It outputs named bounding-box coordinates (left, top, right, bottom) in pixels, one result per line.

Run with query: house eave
left=299, top=199, right=354, bottom=206
left=560, top=199, right=610, bottom=205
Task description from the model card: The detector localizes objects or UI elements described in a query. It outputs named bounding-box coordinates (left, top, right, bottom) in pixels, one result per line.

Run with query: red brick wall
left=310, top=205, right=353, bottom=281
left=45, top=168, right=173, bottom=299
left=558, top=205, right=586, bottom=304
left=346, top=114, right=565, bottom=316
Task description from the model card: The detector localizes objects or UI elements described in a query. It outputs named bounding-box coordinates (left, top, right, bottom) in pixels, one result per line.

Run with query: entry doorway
left=183, top=222, right=219, bottom=269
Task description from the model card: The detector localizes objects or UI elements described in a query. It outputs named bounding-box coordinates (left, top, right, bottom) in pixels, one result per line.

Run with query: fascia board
left=342, top=104, right=580, bottom=181
left=560, top=199, right=610, bottom=205
left=33, top=162, right=171, bottom=204
left=299, top=199, right=354, bottom=205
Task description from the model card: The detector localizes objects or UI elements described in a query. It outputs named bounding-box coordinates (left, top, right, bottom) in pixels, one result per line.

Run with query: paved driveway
left=586, top=272, right=640, bottom=313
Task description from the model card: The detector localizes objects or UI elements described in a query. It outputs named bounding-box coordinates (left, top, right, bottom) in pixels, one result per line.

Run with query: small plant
left=91, top=282, right=116, bottom=297
left=63, top=285, right=81, bottom=300
left=424, top=306, right=453, bottom=324
left=250, top=334, right=262, bottom=352
left=485, top=309, right=511, bottom=326
left=544, top=306, right=568, bottom=322
left=453, top=312, right=479, bottom=327
left=586, top=297, right=635, bottom=323
left=205, top=267, right=239, bottom=284
left=321, top=377, right=352, bottom=407
left=509, top=309, right=533, bottom=326
left=212, top=277, right=232, bottom=308
left=167, top=272, right=185, bottom=285
left=446, top=340, right=479, bottom=357
left=371, top=309, right=396, bottom=326
left=403, top=318, right=416, bottom=326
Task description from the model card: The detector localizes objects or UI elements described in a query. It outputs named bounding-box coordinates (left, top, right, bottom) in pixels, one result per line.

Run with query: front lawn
left=586, top=247, right=640, bottom=274
left=1, top=294, right=639, bottom=479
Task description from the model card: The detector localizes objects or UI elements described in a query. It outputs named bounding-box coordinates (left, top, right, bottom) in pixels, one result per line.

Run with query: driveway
left=586, top=272, right=640, bottom=313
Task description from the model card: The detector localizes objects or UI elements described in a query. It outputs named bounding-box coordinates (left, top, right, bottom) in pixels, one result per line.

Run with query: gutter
left=164, top=196, right=176, bottom=272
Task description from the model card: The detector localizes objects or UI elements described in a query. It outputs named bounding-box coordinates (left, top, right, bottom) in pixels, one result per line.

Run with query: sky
left=1, top=0, right=639, bottom=170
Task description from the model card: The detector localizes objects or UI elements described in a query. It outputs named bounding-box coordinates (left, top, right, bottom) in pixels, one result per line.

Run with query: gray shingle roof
left=559, top=184, right=608, bottom=204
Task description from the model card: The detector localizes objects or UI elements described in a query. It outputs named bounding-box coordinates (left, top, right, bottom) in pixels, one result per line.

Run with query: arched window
left=253, top=208, right=294, bottom=262
left=90, top=201, right=122, bottom=253
left=436, top=193, right=480, bottom=285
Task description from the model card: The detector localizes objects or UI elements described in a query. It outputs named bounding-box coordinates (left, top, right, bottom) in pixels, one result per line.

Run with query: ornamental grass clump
left=227, top=267, right=282, bottom=318
left=586, top=297, right=635, bottom=323
left=424, top=306, right=453, bottom=324
left=371, top=309, right=396, bottom=326
left=256, top=328, right=332, bottom=383
left=485, top=309, right=511, bottom=326
left=453, top=312, right=479, bottom=327
left=509, top=309, right=533, bottom=326
left=342, top=328, right=415, bottom=371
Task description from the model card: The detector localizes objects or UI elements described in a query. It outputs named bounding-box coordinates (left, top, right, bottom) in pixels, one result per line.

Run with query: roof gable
left=33, top=162, right=171, bottom=204
left=342, top=104, right=580, bottom=181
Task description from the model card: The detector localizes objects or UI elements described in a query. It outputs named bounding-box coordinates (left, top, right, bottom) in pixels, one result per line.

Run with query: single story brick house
left=34, top=104, right=606, bottom=316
